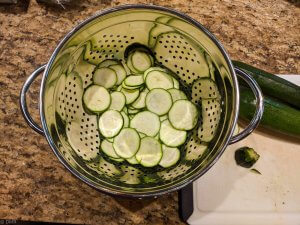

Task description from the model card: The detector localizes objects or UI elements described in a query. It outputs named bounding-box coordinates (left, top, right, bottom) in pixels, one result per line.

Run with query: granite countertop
left=0, top=0, right=299, bottom=224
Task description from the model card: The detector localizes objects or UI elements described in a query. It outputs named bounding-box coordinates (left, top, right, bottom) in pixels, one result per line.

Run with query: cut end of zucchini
left=113, top=128, right=140, bottom=158
left=160, top=120, right=187, bottom=147
left=146, top=88, right=172, bottom=116
left=93, top=67, right=117, bottom=88
left=98, top=110, right=123, bottom=138
left=130, top=111, right=160, bottom=137
left=159, top=145, right=180, bottom=168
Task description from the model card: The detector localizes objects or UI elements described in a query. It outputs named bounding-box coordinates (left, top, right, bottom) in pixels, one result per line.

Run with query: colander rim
left=40, top=4, right=239, bottom=197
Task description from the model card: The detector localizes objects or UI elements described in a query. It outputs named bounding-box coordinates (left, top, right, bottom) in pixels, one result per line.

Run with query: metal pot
left=20, top=5, right=263, bottom=197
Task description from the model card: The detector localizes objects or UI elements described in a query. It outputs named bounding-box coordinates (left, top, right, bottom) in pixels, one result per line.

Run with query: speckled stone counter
left=0, top=0, right=299, bottom=224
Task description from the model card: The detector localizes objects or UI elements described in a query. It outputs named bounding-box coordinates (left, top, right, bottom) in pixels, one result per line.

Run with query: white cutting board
left=188, top=75, right=300, bottom=225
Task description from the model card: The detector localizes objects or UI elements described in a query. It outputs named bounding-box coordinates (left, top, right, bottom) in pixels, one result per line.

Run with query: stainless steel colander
left=20, top=5, right=264, bottom=197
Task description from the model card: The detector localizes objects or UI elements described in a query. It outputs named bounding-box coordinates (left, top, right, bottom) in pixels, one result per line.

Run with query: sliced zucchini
left=126, top=53, right=139, bottom=73
left=101, top=139, right=119, bottom=158
left=93, top=67, right=117, bottom=89
left=83, top=85, right=111, bottom=112
left=121, top=60, right=131, bottom=75
left=143, top=67, right=167, bottom=80
left=113, top=128, right=140, bottom=158
left=128, top=108, right=140, bottom=115
left=130, top=111, right=160, bottom=137
left=124, top=75, right=144, bottom=86
left=136, top=137, right=162, bottom=167
left=173, top=78, right=180, bottom=89
left=122, top=106, right=128, bottom=114
left=145, top=70, right=173, bottom=90
left=159, top=120, right=187, bottom=147
left=98, top=110, right=123, bottom=138
left=109, top=64, right=127, bottom=85
left=121, top=88, right=140, bottom=104
left=98, top=59, right=118, bottom=68
left=126, top=156, right=139, bottom=165
left=132, top=88, right=149, bottom=109
left=116, top=84, right=123, bottom=92
left=197, top=99, right=221, bottom=142
left=121, top=111, right=129, bottom=127
left=168, top=100, right=198, bottom=130
left=168, top=88, right=187, bottom=102
left=131, top=50, right=152, bottom=72
left=146, top=88, right=172, bottom=116
left=110, top=157, right=125, bottom=162
left=159, top=145, right=180, bottom=168
left=109, top=91, right=126, bottom=111
left=122, top=82, right=142, bottom=90
left=138, top=132, right=146, bottom=138
left=192, top=78, right=220, bottom=103
left=107, top=137, right=114, bottom=143
left=159, top=115, right=168, bottom=122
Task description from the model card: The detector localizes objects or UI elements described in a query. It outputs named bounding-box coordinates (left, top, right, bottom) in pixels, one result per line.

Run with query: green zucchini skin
left=239, top=86, right=300, bottom=138
left=233, top=61, right=300, bottom=109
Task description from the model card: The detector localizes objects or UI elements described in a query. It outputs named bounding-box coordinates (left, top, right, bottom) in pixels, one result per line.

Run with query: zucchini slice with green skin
left=83, top=85, right=111, bottom=113
left=131, top=50, right=152, bottom=72
left=192, top=78, right=220, bottom=103
left=121, top=60, right=131, bottom=75
left=143, top=67, right=168, bottom=80
left=146, top=88, right=173, bottom=116
left=121, top=111, right=129, bottom=127
left=169, top=100, right=198, bottom=130
left=168, top=88, right=187, bottom=102
left=138, top=132, right=147, bottom=138
left=145, top=70, right=174, bottom=90
left=130, top=111, right=160, bottom=137
left=93, top=67, right=117, bottom=89
left=110, top=157, right=125, bottom=162
left=121, top=88, right=140, bottom=104
left=132, top=88, right=149, bottom=109
left=107, top=137, right=114, bottom=143
left=98, top=110, right=123, bottom=138
left=128, top=108, right=140, bottom=114
left=98, top=59, right=119, bottom=68
left=122, top=82, right=142, bottom=90
left=113, top=128, right=140, bottom=159
left=101, top=139, right=119, bottom=158
left=159, top=145, right=180, bottom=168
left=136, top=137, right=162, bottom=167
left=233, top=60, right=300, bottom=109
left=124, top=75, right=144, bottom=86
left=173, top=78, right=180, bottom=89
left=109, top=91, right=126, bottom=111
left=126, top=156, right=139, bottom=165
left=109, top=64, right=127, bottom=85
left=126, top=53, right=139, bottom=73
left=159, top=115, right=168, bottom=122
left=159, top=120, right=187, bottom=147
left=197, top=99, right=221, bottom=142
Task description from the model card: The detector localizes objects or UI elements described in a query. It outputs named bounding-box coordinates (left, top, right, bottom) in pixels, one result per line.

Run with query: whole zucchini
left=239, top=86, right=300, bottom=138
left=233, top=61, right=300, bottom=109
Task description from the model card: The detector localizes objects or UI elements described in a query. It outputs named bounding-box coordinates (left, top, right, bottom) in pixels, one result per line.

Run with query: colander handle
left=20, top=64, right=46, bottom=136
left=229, top=68, right=264, bottom=144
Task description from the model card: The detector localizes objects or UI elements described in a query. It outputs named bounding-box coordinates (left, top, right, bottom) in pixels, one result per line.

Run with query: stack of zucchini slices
left=83, top=49, right=198, bottom=168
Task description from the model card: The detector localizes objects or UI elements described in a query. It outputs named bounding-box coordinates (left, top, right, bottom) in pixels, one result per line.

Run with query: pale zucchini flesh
left=113, top=128, right=140, bottom=158
left=146, top=88, right=172, bottom=116
left=145, top=70, right=174, bottom=90
left=136, top=137, right=162, bottom=167
left=93, top=67, right=117, bottom=88
left=159, top=145, right=180, bottom=168
left=83, top=85, right=111, bottom=112
left=98, top=110, right=123, bottom=138
left=130, top=111, right=160, bottom=137
left=168, top=100, right=198, bottom=130
left=109, top=91, right=126, bottom=111
left=159, top=120, right=187, bottom=147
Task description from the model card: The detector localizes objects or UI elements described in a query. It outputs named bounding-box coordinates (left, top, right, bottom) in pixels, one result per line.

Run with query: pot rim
left=40, top=4, right=239, bottom=197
